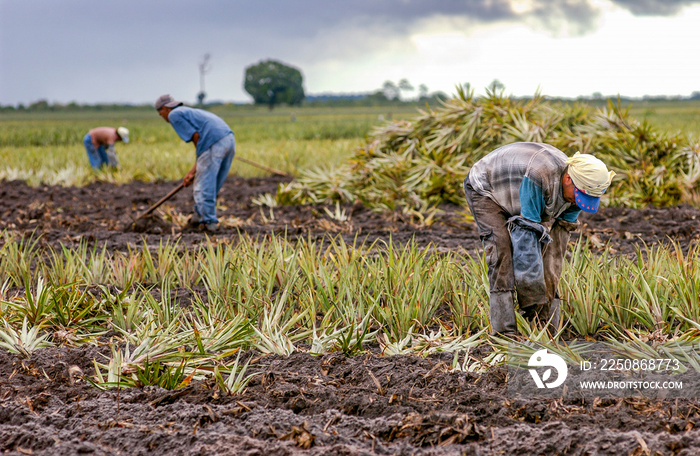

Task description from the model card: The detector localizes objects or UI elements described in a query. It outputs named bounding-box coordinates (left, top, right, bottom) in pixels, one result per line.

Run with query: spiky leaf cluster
left=278, top=87, right=700, bottom=210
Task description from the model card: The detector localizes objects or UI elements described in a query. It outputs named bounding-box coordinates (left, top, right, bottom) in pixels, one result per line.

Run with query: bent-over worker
left=155, top=94, right=235, bottom=232
left=463, top=142, right=615, bottom=335
left=83, top=126, right=129, bottom=169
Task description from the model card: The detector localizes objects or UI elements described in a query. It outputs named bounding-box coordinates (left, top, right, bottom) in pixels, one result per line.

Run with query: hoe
left=121, top=156, right=289, bottom=231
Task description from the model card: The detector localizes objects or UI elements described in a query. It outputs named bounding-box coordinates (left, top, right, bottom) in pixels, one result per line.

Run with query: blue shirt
left=519, top=176, right=580, bottom=223
left=168, top=106, right=233, bottom=157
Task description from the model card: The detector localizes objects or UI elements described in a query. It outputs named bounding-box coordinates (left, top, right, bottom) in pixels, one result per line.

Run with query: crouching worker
left=155, top=94, right=235, bottom=232
left=463, top=142, right=615, bottom=336
left=84, top=126, right=129, bottom=169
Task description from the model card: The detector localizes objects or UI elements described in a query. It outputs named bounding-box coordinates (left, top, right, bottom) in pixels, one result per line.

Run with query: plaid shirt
left=467, top=142, right=579, bottom=223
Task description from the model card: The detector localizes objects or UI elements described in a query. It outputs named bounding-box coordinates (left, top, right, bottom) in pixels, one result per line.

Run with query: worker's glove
left=106, top=145, right=119, bottom=168
left=553, top=219, right=579, bottom=233
left=507, top=216, right=550, bottom=312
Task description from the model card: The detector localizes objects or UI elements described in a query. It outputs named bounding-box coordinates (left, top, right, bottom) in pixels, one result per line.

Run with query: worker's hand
left=183, top=170, right=195, bottom=187
left=553, top=219, right=579, bottom=233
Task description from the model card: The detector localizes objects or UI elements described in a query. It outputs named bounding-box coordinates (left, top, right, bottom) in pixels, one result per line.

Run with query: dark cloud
left=0, top=0, right=698, bottom=104
left=610, top=0, right=700, bottom=16
left=0, top=0, right=601, bottom=74
left=509, top=1, right=601, bottom=36
left=0, top=1, right=579, bottom=40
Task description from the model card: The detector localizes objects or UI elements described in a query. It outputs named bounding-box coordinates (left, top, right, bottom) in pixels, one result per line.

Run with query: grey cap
left=155, top=94, right=183, bottom=110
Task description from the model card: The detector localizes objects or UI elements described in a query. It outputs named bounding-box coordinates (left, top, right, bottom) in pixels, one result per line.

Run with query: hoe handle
left=235, top=156, right=289, bottom=177
left=134, top=182, right=186, bottom=220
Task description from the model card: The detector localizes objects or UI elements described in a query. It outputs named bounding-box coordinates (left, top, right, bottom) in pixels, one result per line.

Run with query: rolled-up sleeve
left=519, top=176, right=545, bottom=223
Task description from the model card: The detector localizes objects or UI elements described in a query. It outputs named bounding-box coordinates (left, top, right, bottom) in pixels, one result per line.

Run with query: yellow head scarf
left=566, top=152, right=615, bottom=197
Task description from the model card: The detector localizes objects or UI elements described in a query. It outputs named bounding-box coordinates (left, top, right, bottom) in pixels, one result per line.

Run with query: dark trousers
left=463, top=177, right=574, bottom=334
left=463, top=178, right=515, bottom=293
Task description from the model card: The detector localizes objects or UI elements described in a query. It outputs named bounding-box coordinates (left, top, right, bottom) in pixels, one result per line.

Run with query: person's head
left=116, top=126, right=129, bottom=143
left=562, top=152, right=616, bottom=213
left=155, top=94, right=183, bottom=122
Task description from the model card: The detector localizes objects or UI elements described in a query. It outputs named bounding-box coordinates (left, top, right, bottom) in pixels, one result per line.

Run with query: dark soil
left=2, top=177, right=700, bottom=455
left=1, top=177, right=699, bottom=254
left=3, top=348, right=700, bottom=455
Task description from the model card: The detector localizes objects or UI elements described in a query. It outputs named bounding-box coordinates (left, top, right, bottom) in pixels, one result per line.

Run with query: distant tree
left=365, top=90, right=391, bottom=105
left=690, top=91, right=700, bottom=100
left=28, top=99, right=50, bottom=111
left=381, top=79, right=416, bottom=101
left=418, top=84, right=429, bottom=99
left=488, top=79, right=505, bottom=93
left=382, top=81, right=400, bottom=101
left=398, top=79, right=414, bottom=99
left=244, top=59, right=305, bottom=109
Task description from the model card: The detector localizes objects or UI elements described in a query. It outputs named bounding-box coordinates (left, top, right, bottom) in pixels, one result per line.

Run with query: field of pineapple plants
left=2, top=95, right=700, bottom=454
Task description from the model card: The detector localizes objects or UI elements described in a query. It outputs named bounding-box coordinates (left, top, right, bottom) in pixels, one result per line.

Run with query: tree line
left=7, top=57, right=698, bottom=112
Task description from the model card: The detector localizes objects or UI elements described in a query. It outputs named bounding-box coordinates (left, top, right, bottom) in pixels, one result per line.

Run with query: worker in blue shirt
left=155, top=94, right=235, bottom=232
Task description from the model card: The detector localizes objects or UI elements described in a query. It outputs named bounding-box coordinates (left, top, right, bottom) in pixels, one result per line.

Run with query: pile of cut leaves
left=276, top=86, right=700, bottom=212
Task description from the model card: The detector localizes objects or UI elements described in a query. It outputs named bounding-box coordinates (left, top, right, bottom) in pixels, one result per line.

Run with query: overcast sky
left=2, top=0, right=700, bottom=106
